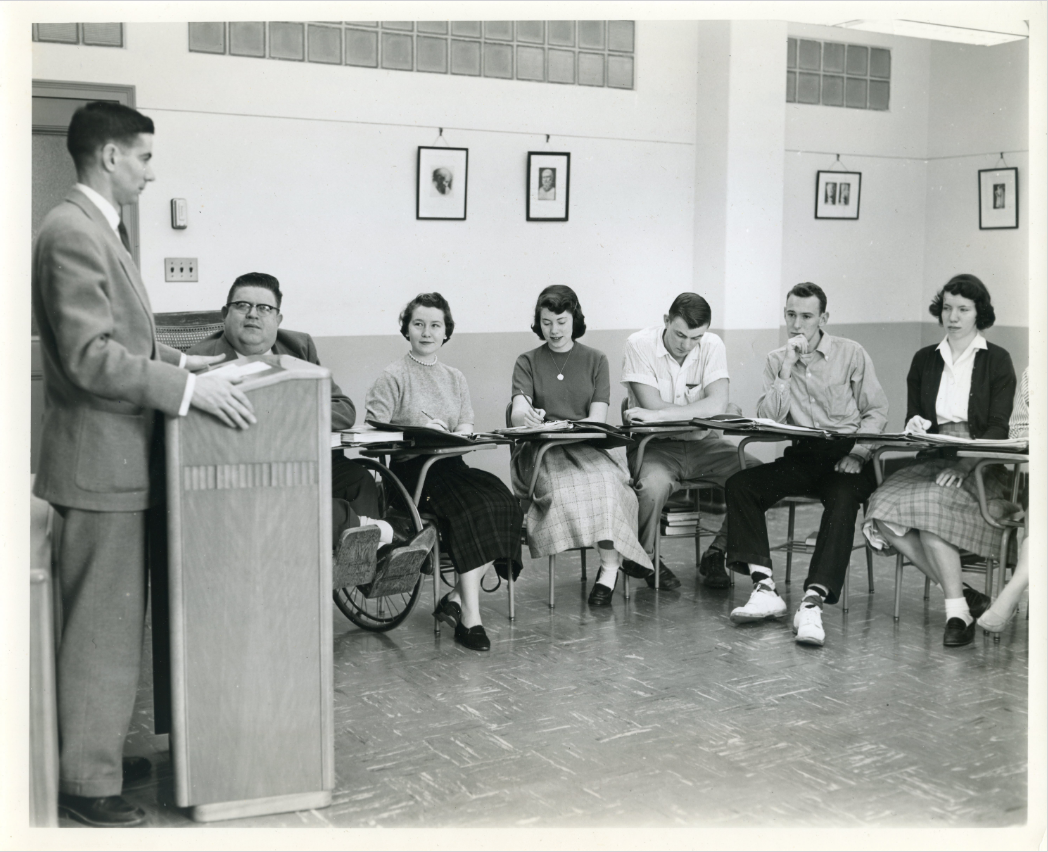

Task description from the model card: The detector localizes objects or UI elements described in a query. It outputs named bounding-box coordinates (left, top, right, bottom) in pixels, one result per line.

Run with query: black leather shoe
left=943, top=617, right=976, bottom=647
left=646, top=561, right=681, bottom=591
left=58, top=793, right=147, bottom=827
left=381, top=511, right=435, bottom=574
left=122, top=756, right=151, bottom=785
left=962, top=583, right=991, bottom=620
left=454, top=622, right=491, bottom=651
left=432, top=593, right=462, bottom=629
left=697, top=548, right=730, bottom=589
left=588, top=582, right=615, bottom=606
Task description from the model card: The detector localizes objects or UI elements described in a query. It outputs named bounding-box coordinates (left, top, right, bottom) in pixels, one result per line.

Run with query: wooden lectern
left=165, top=355, right=334, bottom=822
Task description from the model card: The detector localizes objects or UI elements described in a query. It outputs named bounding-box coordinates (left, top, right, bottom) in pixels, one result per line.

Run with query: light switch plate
left=164, top=258, right=198, bottom=282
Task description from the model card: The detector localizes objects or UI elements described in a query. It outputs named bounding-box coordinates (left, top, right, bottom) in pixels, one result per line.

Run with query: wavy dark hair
left=67, top=101, right=154, bottom=172
left=399, top=292, right=455, bottom=341
left=929, top=274, right=996, bottom=330
left=530, top=285, right=586, bottom=340
left=787, top=281, right=828, bottom=314
left=227, top=272, right=282, bottom=309
left=667, top=292, right=712, bottom=329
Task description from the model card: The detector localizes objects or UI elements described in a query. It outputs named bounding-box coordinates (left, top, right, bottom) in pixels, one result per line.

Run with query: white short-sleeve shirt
left=620, top=325, right=730, bottom=408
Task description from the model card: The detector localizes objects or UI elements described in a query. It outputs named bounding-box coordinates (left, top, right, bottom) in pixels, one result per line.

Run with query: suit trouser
left=331, top=455, right=380, bottom=549
left=54, top=506, right=149, bottom=797
left=724, top=440, right=877, bottom=605
left=628, top=435, right=759, bottom=560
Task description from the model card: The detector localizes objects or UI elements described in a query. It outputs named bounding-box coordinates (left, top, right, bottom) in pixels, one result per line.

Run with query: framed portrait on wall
left=527, top=152, right=570, bottom=221
left=978, top=167, right=1018, bottom=229
left=417, top=146, right=468, bottom=220
left=814, top=170, right=861, bottom=220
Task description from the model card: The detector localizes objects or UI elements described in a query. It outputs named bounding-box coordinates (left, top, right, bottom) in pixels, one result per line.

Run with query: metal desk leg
left=549, top=554, right=556, bottom=608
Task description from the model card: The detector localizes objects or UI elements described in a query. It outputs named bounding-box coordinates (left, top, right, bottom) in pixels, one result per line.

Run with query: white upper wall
left=781, top=23, right=931, bottom=324
left=922, top=39, right=1029, bottom=327
left=32, top=21, right=700, bottom=336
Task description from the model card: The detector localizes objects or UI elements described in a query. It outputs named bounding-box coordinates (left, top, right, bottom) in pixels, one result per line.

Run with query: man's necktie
left=117, top=219, right=132, bottom=254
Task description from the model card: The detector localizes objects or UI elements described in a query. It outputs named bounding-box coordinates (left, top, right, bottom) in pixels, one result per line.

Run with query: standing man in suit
left=187, top=272, right=435, bottom=573
left=32, top=102, right=255, bottom=826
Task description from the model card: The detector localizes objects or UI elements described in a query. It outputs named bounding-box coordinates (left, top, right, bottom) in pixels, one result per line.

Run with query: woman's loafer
left=454, top=622, right=490, bottom=651
left=432, top=593, right=462, bottom=629
left=587, top=582, right=615, bottom=607
left=943, top=617, right=976, bottom=647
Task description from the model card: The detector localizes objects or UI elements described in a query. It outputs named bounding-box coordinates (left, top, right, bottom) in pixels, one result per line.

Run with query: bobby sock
left=359, top=516, right=394, bottom=546
left=597, top=545, right=621, bottom=588
left=750, top=565, right=772, bottom=587
left=944, top=596, right=973, bottom=626
left=804, top=585, right=828, bottom=606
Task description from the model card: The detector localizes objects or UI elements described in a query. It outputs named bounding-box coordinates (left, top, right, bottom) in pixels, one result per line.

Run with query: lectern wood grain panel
left=166, top=356, right=334, bottom=821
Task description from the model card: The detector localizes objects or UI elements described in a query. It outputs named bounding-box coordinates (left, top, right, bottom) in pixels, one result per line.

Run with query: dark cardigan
left=905, top=340, right=1016, bottom=439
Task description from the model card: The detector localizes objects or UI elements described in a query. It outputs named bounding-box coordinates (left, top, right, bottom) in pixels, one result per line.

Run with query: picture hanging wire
left=432, top=127, right=449, bottom=147
left=830, top=153, right=850, bottom=171
left=996, top=151, right=1008, bottom=167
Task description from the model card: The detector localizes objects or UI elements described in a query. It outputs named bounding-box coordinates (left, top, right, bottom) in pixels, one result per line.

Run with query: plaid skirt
left=511, top=442, right=652, bottom=567
left=864, top=425, right=1011, bottom=558
left=391, top=456, right=523, bottom=577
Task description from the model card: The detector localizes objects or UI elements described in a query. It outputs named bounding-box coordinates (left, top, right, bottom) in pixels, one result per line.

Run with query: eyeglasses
left=227, top=301, right=279, bottom=317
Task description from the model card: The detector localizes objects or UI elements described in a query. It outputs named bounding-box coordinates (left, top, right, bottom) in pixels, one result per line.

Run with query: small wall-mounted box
left=171, top=198, right=188, bottom=229
left=165, top=258, right=198, bottom=282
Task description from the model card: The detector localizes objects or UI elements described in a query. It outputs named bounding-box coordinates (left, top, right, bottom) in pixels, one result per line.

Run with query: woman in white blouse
left=864, top=275, right=1017, bottom=647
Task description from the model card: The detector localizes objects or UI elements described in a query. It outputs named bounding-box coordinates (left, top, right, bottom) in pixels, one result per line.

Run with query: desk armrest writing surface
left=956, top=451, right=1028, bottom=531
left=165, top=353, right=334, bottom=820
left=362, top=441, right=498, bottom=507
left=622, top=425, right=705, bottom=480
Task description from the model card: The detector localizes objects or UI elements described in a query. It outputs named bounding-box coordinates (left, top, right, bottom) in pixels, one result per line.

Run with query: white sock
left=944, top=596, right=973, bottom=626
left=358, top=516, right=394, bottom=546
left=596, top=545, right=621, bottom=588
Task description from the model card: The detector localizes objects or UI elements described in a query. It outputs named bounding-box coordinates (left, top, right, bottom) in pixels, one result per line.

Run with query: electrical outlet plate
left=164, top=257, right=198, bottom=282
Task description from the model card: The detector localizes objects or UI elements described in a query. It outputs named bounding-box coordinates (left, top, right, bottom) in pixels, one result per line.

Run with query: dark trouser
left=54, top=506, right=150, bottom=797
left=724, top=439, right=876, bottom=605
left=331, top=454, right=381, bottom=549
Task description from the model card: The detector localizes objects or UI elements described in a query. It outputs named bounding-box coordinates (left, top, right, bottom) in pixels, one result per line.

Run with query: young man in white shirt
left=620, top=293, right=759, bottom=590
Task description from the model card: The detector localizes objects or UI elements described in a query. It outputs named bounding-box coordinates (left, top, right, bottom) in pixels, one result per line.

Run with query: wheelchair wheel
left=332, top=456, right=427, bottom=632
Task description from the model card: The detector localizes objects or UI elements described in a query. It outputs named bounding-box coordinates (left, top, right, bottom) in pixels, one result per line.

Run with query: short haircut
left=929, top=273, right=996, bottom=330
left=667, top=292, right=712, bottom=329
left=787, top=282, right=828, bottom=314
left=227, top=272, right=282, bottom=309
left=531, top=285, right=586, bottom=340
left=399, top=292, right=455, bottom=341
left=66, top=101, right=154, bottom=172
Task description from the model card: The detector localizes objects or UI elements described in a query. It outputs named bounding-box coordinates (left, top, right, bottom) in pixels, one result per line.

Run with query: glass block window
left=188, top=21, right=635, bottom=89
left=786, top=37, right=889, bottom=110
left=33, top=23, right=124, bottom=47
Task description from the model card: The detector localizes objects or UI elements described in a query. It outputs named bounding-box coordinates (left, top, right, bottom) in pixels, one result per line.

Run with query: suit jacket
left=187, top=328, right=357, bottom=429
left=906, top=341, right=1016, bottom=440
left=32, top=188, right=189, bottom=512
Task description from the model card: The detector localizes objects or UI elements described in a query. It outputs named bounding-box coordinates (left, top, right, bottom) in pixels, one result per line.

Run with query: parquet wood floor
left=69, top=504, right=1029, bottom=829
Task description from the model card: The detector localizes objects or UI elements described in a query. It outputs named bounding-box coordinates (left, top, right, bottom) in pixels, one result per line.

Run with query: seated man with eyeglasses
left=187, top=272, right=434, bottom=579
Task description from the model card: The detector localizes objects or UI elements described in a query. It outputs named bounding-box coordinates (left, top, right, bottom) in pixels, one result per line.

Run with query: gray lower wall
left=316, top=323, right=1029, bottom=482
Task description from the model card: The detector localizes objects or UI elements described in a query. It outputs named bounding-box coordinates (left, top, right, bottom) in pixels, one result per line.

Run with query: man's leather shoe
left=454, top=622, right=491, bottom=651
left=943, top=617, right=976, bottom=647
left=646, top=561, right=681, bottom=590
left=122, top=756, right=151, bottom=784
left=587, top=582, right=615, bottom=607
left=697, top=548, right=730, bottom=589
left=620, top=559, right=651, bottom=580
left=58, top=793, right=147, bottom=827
left=962, top=583, right=991, bottom=620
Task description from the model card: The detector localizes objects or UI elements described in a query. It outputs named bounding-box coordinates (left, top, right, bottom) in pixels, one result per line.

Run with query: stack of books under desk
left=661, top=508, right=701, bottom=537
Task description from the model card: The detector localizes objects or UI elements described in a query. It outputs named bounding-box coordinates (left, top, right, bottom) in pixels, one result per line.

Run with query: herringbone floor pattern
left=87, top=504, right=1028, bottom=829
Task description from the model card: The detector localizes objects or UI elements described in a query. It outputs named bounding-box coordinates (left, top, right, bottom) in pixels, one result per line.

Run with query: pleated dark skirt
left=390, top=455, right=524, bottom=578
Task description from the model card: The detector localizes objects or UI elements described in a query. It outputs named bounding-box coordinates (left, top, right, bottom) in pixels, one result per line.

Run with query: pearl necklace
left=408, top=351, right=438, bottom=367
left=546, top=343, right=574, bottom=381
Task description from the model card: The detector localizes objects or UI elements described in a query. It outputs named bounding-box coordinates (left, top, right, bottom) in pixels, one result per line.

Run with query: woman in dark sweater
left=864, top=274, right=1016, bottom=647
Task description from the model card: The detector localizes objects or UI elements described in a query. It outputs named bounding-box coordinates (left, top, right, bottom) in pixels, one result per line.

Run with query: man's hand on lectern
left=191, top=373, right=256, bottom=429
left=184, top=353, right=227, bottom=372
